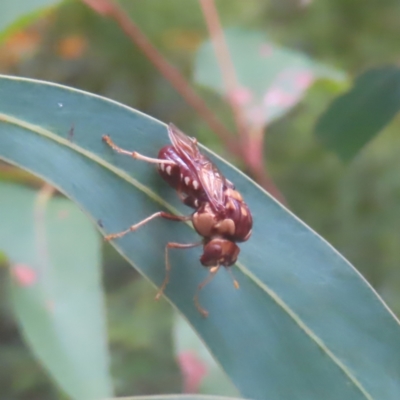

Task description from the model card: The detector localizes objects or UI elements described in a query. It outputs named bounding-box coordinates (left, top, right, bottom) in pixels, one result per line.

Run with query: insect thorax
left=192, top=192, right=252, bottom=243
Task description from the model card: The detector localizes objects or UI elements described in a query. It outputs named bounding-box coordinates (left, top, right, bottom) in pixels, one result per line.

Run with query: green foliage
left=173, top=314, right=239, bottom=396
left=1, top=0, right=400, bottom=399
left=0, top=77, right=400, bottom=399
left=315, top=66, right=400, bottom=160
left=195, top=28, right=346, bottom=126
left=0, top=183, right=112, bottom=399
left=0, top=0, right=62, bottom=41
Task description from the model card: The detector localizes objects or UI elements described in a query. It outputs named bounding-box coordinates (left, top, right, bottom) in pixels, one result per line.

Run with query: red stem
left=81, top=0, right=239, bottom=156
left=198, top=0, right=285, bottom=203
left=198, top=0, right=247, bottom=140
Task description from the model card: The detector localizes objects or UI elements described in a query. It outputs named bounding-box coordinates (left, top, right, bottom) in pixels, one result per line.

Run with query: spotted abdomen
left=157, top=145, right=206, bottom=207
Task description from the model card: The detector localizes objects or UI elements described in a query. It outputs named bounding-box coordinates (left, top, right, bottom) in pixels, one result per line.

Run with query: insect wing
left=168, top=123, right=200, bottom=160
left=197, top=157, right=226, bottom=212
left=168, top=123, right=226, bottom=212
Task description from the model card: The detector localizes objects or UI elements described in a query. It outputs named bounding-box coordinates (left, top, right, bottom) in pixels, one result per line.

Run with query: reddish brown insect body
left=102, top=124, right=252, bottom=316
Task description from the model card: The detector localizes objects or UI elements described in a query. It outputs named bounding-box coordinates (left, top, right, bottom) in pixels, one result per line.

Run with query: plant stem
left=81, top=0, right=239, bottom=156
left=198, top=0, right=247, bottom=140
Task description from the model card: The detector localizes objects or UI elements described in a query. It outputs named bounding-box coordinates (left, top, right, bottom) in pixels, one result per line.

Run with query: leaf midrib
left=0, top=109, right=372, bottom=399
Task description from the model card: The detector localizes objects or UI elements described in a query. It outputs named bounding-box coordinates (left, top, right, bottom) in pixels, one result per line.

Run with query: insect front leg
left=104, top=212, right=191, bottom=241
left=155, top=241, right=202, bottom=301
left=194, top=265, right=221, bottom=318
left=102, top=135, right=175, bottom=166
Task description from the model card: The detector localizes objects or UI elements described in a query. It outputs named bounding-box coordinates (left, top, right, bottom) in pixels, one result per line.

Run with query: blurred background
left=1, top=0, right=400, bottom=398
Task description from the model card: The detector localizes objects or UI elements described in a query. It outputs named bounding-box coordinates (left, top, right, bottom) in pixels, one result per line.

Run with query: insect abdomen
left=158, top=146, right=206, bottom=205
left=157, top=146, right=181, bottom=189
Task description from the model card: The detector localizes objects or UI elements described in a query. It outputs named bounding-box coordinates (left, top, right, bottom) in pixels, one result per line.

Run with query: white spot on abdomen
left=193, top=180, right=199, bottom=190
left=160, top=163, right=165, bottom=171
left=166, top=165, right=172, bottom=175
left=184, top=176, right=190, bottom=186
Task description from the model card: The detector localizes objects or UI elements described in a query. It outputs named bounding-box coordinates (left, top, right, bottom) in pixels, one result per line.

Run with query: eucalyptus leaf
left=0, top=0, right=63, bottom=41
left=0, top=182, right=112, bottom=399
left=0, top=76, right=400, bottom=400
left=173, top=314, right=239, bottom=396
left=315, top=66, right=400, bottom=160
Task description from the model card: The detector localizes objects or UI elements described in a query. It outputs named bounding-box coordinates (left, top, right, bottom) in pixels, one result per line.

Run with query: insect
left=102, top=124, right=252, bottom=317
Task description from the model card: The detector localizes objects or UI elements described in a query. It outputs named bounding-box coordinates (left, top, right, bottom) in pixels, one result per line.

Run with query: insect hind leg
left=102, top=135, right=175, bottom=165
left=104, top=212, right=191, bottom=241
left=155, top=241, right=202, bottom=301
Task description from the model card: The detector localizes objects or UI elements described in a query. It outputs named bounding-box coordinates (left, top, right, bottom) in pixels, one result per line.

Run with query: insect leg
left=194, top=265, right=221, bottom=318
left=226, top=267, right=240, bottom=289
left=104, top=212, right=191, bottom=241
left=102, top=135, right=174, bottom=165
left=155, top=241, right=202, bottom=301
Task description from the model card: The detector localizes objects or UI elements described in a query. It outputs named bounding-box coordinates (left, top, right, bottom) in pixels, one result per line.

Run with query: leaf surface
left=173, top=314, right=239, bottom=396
left=0, top=183, right=112, bottom=399
left=0, top=76, right=400, bottom=400
left=315, top=66, right=400, bottom=160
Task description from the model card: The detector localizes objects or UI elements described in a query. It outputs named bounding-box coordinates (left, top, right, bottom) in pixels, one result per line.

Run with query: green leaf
left=105, top=397, right=242, bottom=400
left=0, top=250, right=7, bottom=264
left=173, top=314, right=239, bottom=395
left=315, top=66, right=400, bottom=160
left=194, top=28, right=346, bottom=127
left=0, top=0, right=62, bottom=41
left=0, top=76, right=400, bottom=400
left=0, top=182, right=113, bottom=399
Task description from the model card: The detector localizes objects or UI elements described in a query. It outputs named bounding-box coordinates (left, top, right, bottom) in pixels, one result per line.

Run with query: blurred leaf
left=0, top=0, right=62, bottom=41
left=0, top=76, right=400, bottom=399
left=105, top=397, right=242, bottom=400
left=0, top=182, right=113, bottom=399
left=173, top=314, right=239, bottom=395
left=56, top=34, right=88, bottom=60
left=315, top=66, right=400, bottom=161
left=194, top=28, right=346, bottom=127
left=107, top=278, right=181, bottom=395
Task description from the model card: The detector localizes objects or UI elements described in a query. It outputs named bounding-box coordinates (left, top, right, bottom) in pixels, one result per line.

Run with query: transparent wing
left=196, top=157, right=226, bottom=212
left=168, top=123, right=226, bottom=211
left=168, top=123, right=201, bottom=160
